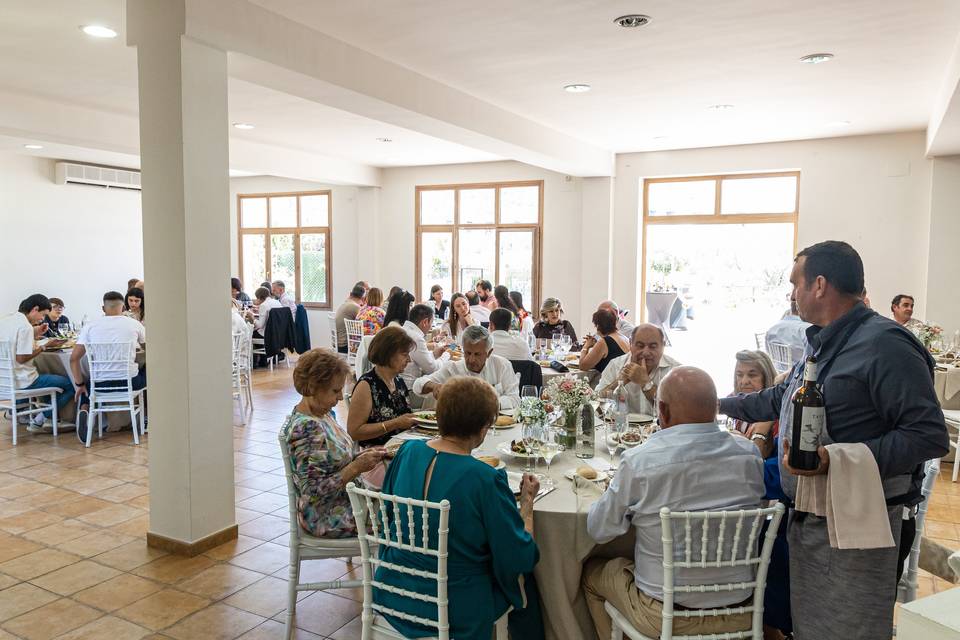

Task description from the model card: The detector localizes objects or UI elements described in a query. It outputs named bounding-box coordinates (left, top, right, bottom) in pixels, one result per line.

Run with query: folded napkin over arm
left=794, top=442, right=895, bottom=549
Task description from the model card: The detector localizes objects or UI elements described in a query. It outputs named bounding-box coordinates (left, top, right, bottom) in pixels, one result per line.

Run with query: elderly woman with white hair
left=728, top=349, right=778, bottom=459
left=413, top=325, right=521, bottom=410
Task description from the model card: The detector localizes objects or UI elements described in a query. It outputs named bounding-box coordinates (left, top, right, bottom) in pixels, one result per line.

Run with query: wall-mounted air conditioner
left=54, top=161, right=141, bottom=191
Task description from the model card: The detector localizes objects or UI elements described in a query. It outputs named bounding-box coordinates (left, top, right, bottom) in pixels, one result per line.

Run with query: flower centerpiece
left=915, top=322, right=943, bottom=351
left=517, top=396, right=547, bottom=425
left=543, top=375, right=594, bottom=448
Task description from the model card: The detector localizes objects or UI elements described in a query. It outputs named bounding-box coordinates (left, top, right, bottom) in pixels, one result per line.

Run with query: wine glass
left=539, top=426, right=560, bottom=488
left=521, top=385, right=538, bottom=399
left=603, top=409, right=621, bottom=463
left=521, top=422, right=540, bottom=475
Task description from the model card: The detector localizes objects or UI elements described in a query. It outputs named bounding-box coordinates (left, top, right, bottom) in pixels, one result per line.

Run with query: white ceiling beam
left=927, top=32, right=960, bottom=156
left=0, top=89, right=380, bottom=185
left=183, top=0, right=614, bottom=177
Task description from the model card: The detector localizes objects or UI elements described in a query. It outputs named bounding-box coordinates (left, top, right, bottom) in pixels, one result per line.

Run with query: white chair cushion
left=298, top=533, right=362, bottom=551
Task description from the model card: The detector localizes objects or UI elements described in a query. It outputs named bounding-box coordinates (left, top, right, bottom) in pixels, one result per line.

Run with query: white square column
left=127, top=0, right=236, bottom=552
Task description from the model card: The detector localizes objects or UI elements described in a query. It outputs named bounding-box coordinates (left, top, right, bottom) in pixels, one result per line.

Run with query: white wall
left=375, top=161, right=588, bottom=327
left=926, top=156, right=960, bottom=336
left=0, top=153, right=143, bottom=321
left=229, top=176, right=362, bottom=347
left=613, top=131, right=934, bottom=322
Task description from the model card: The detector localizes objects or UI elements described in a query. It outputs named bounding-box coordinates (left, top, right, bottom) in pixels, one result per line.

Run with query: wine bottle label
left=799, top=406, right=824, bottom=452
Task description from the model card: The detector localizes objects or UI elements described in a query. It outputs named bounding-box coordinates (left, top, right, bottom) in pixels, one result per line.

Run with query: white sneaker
left=26, top=417, right=54, bottom=433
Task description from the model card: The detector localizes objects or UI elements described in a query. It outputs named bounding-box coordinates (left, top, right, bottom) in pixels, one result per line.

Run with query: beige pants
left=582, top=557, right=752, bottom=639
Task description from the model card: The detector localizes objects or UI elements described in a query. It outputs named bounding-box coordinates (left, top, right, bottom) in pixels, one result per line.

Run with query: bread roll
left=477, top=455, right=500, bottom=468
left=495, top=415, right=514, bottom=427
left=576, top=466, right=598, bottom=480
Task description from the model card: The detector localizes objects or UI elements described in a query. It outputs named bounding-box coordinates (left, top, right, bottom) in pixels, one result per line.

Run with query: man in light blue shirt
left=583, top=366, right=765, bottom=640
left=765, top=301, right=810, bottom=366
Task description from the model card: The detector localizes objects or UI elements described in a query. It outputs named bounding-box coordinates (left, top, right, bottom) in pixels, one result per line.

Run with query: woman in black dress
left=578, top=309, right=629, bottom=373
left=428, top=284, right=450, bottom=319
left=532, top=297, right=577, bottom=342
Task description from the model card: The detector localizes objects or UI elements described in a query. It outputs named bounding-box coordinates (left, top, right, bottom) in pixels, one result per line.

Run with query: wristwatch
left=641, top=380, right=655, bottom=392
left=750, top=433, right=769, bottom=443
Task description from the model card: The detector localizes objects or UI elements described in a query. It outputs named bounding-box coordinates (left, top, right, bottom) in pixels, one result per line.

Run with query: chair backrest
left=86, top=341, right=136, bottom=386
left=510, top=359, right=543, bottom=389
left=754, top=332, right=765, bottom=350
left=898, top=459, right=941, bottom=603
left=278, top=432, right=306, bottom=546
left=658, top=503, right=785, bottom=640
left=768, top=342, right=792, bottom=372
left=345, top=319, right=364, bottom=366
left=0, top=341, right=18, bottom=396
left=346, top=482, right=452, bottom=639
left=328, top=312, right=338, bottom=350
left=355, top=334, right=375, bottom=378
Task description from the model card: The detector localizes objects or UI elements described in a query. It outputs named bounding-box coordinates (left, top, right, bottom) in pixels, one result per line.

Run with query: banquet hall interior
left=1, top=1, right=960, bottom=639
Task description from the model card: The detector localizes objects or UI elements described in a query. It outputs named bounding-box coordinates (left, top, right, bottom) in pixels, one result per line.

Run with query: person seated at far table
left=0, top=294, right=73, bottom=431
left=281, top=348, right=387, bottom=538
left=427, top=283, right=449, bottom=319
left=356, top=287, right=386, bottom=335
left=271, top=280, right=297, bottom=318
left=579, top=308, right=629, bottom=374
left=383, top=289, right=415, bottom=328
left=728, top=349, right=779, bottom=459
left=401, top=304, right=446, bottom=403
left=489, top=308, right=533, bottom=361
left=41, top=297, right=71, bottom=337
left=597, top=323, right=679, bottom=416
left=414, top=325, right=520, bottom=410
left=252, top=286, right=281, bottom=336
left=71, top=291, right=147, bottom=444
left=597, top=299, right=634, bottom=342
left=442, top=293, right=478, bottom=344
left=231, top=277, right=251, bottom=306
left=532, top=297, right=577, bottom=342
left=124, top=287, right=145, bottom=325
left=374, top=376, right=545, bottom=640
left=583, top=366, right=765, bottom=640
left=465, top=289, right=491, bottom=324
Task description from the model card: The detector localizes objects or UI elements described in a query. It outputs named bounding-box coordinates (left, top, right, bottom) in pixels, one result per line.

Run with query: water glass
left=521, top=385, right=539, bottom=399
left=539, top=427, right=560, bottom=487
left=521, top=422, right=541, bottom=474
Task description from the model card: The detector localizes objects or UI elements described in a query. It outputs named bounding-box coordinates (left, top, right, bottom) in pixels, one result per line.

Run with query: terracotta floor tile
left=111, top=514, right=151, bottom=537
left=125, top=494, right=151, bottom=510
left=0, top=535, right=42, bottom=563
left=203, top=535, right=264, bottom=562
left=0, top=509, right=64, bottom=535
left=57, top=615, right=152, bottom=640
left=57, top=530, right=137, bottom=558
left=165, top=603, right=265, bottom=640
left=115, top=589, right=210, bottom=631
left=0, top=574, right=18, bottom=590
left=239, top=514, right=290, bottom=541
left=235, top=507, right=263, bottom=525
left=71, top=476, right=126, bottom=496
left=1, top=597, right=102, bottom=640
left=0, top=548, right=82, bottom=581
left=43, top=495, right=115, bottom=519
left=30, top=559, right=121, bottom=596
left=132, top=554, right=215, bottom=584
left=228, top=542, right=289, bottom=575
left=93, top=483, right=150, bottom=504
left=0, top=479, right=49, bottom=499
left=10, top=487, right=76, bottom=508
left=327, top=616, right=362, bottom=640
left=286, top=591, right=361, bottom=637
left=924, top=520, right=960, bottom=541
left=76, top=503, right=145, bottom=527
left=177, top=564, right=263, bottom=600
left=73, top=573, right=163, bottom=613
left=0, top=583, right=60, bottom=622
left=21, top=518, right=98, bottom=545
left=238, top=618, right=326, bottom=639
left=224, top=576, right=306, bottom=619
left=93, top=541, right=168, bottom=572
left=237, top=492, right=289, bottom=514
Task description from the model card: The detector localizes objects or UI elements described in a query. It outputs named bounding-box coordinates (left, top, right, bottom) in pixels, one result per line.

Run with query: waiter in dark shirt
left=720, top=241, right=948, bottom=640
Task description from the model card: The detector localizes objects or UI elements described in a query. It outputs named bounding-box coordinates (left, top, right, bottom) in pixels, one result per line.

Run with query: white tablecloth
left=934, top=365, right=960, bottom=410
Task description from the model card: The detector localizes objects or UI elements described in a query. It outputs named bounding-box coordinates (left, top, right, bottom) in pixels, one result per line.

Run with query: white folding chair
left=768, top=342, right=792, bottom=373
left=328, top=311, right=343, bottom=356
left=898, top=459, right=941, bottom=603
left=232, top=331, right=253, bottom=423
left=606, top=503, right=786, bottom=640
left=944, top=410, right=960, bottom=482
left=754, top=332, right=765, bottom=350
left=279, top=433, right=363, bottom=640
left=0, top=341, right=60, bottom=445
left=345, top=319, right=364, bottom=369
left=84, top=341, right=146, bottom=448
left=346, top=482, right=509, bottom=640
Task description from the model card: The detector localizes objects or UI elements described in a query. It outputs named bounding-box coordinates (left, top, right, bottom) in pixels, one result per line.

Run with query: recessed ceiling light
left=564, top=84, right=591, bottom=93
left=827, top=120, right=851, bottom=127
left=376, top=137, right=393, bottom=143
left=232, top=122, right=255, bottom=130
left=80, top=25, right=117, bottom=38
left=23, top=144, right=43, bottom=150
left=800, top=53, right=834, bottom=65
left=614, top=14, right=652, bottom=28
left=707, top=104, right=735, bottom=111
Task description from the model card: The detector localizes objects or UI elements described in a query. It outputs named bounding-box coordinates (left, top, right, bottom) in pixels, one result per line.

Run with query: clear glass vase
left=560, top=408, right=580, bottom=450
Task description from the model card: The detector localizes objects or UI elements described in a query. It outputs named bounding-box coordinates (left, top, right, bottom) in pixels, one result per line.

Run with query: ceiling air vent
left=54, top=161, right=141, bottom=191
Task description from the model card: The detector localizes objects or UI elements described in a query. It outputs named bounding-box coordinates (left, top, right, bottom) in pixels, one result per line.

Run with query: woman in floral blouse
left=281, top=349, right=387, bottom=538
left=356, top=287, right=386, bottom=335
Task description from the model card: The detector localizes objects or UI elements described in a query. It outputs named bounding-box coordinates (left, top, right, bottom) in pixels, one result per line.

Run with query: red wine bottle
left=789, top=356, right=825, bottom=470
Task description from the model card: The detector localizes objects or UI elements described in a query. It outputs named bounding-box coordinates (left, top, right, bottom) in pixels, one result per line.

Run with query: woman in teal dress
left=373, top=376, right=545, bottom=640
left=280, top=349, right=388, bottom=537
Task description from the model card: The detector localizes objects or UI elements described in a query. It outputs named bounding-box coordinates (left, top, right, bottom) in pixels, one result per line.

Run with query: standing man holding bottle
left=720, top=241, right=948, bottom=639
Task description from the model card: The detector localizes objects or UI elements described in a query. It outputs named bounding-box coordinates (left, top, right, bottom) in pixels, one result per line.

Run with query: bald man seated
left=583, top=366, right=766, bottom=640
left=597, top=323, right=680, bottom=417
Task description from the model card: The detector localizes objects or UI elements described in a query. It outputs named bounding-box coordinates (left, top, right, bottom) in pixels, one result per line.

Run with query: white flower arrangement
left=517, top=396, right=548, bottom=424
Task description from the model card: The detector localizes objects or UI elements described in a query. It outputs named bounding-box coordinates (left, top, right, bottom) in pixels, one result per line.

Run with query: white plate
left=564, top=469, right=610, bottom=483
left=497, top=441, right=541, bottom=459
left=473, top=456, right=506, bottom=470
left=627, top=413, right=655, bottom=424
left=412, top=411, right=438, bottom=427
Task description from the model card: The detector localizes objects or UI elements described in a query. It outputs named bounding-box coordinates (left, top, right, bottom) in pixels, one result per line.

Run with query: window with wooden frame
left=640, top=171, right=799, bottom=314
left=238, top=190, right=333, bottom=309
left=415, top=180, right=542, bottom=309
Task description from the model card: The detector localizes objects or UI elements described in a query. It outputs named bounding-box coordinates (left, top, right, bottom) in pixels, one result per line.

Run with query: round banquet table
left=934, top=364, right=960, bottom=410
left=393, top=422, right=634, bottom=640
left=644, top=291, right=678, bottom=328
left=34, top=347, right=146, bottom=428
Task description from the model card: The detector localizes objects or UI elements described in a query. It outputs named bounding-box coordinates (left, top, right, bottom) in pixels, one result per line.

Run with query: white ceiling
left=2, top=0, right=960, bottom=176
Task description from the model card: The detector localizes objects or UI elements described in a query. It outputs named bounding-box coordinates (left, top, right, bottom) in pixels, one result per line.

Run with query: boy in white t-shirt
left=0, top=294, right=74, bottom=430
left=71, top=291, right=146, bottom=443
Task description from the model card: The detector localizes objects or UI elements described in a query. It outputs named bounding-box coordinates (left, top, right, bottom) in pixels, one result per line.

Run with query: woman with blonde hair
left=729, top=349, right=778, bottom=459
left=532, top=297, right=577, bottom=342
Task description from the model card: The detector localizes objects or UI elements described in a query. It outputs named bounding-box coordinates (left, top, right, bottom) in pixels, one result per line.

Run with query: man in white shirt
left=598, top=300, right=635, bottom=341
left=584, top=366, right=765, bottom=639
left=271, top=280, right=297, bottom=318
left=71, top=291, right=147, bottom=443
left=489, top=309, right=532, bottom=361
left=414, top=325, right=520, bottom=410
left=253, top=286, right=282, bottom=335
left=0, top=294, right=74, bottom=430
left=401, top=304, right=446, bottom=408
left=597, top=323, right=679, bottom=416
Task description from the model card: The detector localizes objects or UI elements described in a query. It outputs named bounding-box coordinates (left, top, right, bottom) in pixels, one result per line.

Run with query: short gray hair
left=461, top=325, right=493, bottom=350
left=734, top=350, right=777, bottom=391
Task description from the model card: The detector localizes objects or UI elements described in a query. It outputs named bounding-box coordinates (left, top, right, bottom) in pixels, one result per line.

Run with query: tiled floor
left=0, top=364, right=957, bottom=639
